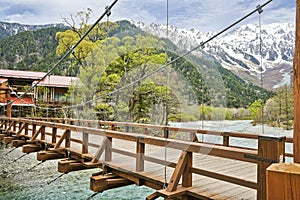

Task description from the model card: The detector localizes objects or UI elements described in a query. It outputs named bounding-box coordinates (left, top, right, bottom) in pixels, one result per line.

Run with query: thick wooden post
left=136, top=138, right=145, bottom=172
left=266, top=163, right=300, bottom=200
left=257, top=136, right=285, bottom=200
left=294, top=0, right=300, bottom=163
left=105, top=137, right=112, bottom=161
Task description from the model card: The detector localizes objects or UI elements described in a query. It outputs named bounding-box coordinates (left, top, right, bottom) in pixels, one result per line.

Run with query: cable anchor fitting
left=256, top=5, right=263, bottom=14
left=105, top=6, right=111, bottom=17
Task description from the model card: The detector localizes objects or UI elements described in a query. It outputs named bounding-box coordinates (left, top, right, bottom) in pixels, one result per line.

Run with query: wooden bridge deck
left=107, top=150, right=257, bottom=199
left=0, top=117, right=291, bottom=199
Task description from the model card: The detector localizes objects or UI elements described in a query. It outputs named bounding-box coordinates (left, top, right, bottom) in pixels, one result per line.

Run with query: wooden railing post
left=52, top=127, right=57, bottom=144
left=65, top=130, right=71, bottom=148
left=13, top=121, right=16, bottom=132
left=223, top=132, right=230, bottom=146
left=18, top=122, right=22, bottom=132
left=182, top=151, right=193, bottom=187
left=82, top=132, right=89, bottom=154
left=257, top=136, right=285, bottom=200
left=136, top=137, right=145, bottom=172
left=24, top=123, right=28, bottom=135
left=125, top=125, right=129, bottom=132
left=164, top=127, right=169, bottom=138
left=105, top=137, right=112, bottom=162
left=32, top=124, right=36, bottom=137
left=40, top=126, right=46, bottom=141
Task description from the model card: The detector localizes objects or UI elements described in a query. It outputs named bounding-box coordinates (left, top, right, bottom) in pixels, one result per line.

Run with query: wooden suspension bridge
left=0, top=117, right=297, bottom=199
left=0, top=1, right=300, bottom=199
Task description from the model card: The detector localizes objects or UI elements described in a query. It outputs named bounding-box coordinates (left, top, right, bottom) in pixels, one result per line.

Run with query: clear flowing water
left=0, top=120, right=293, bottom=199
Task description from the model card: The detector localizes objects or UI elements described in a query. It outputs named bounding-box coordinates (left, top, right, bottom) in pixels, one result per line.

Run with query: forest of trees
left=0, top=9, right=292, bottom=128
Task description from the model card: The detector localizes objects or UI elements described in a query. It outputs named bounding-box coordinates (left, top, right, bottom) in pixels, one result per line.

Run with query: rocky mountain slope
left=134, top=21, right=295, bottom=90
left=0, top=21, right=65, bottom=40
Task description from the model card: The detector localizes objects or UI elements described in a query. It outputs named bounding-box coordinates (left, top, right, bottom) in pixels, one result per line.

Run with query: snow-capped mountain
left=0, top=21, right=66, bottom=40
left=133, top=21, right=295, bottom=90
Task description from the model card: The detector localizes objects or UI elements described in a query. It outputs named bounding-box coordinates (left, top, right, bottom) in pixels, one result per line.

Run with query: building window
left=54, top=92, right=65, bottom=102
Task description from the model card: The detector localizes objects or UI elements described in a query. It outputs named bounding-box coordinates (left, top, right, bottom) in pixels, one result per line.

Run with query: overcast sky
left=0, top=0, right=296, bottom=31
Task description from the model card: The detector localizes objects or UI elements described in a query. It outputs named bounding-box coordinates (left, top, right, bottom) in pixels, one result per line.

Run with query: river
left=0, top=120, right=293, bottom=199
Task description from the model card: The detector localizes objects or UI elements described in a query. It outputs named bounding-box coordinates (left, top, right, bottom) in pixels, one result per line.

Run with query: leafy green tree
left=249, top=99, right=264, bottom=124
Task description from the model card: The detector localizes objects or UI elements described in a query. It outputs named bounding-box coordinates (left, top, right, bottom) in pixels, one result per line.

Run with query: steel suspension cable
left=163, top=0, right=169, bottom=189
left=258, top=5, right=265, bottom=134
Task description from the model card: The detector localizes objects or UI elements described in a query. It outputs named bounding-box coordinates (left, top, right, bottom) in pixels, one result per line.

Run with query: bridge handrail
left=0, top=117, right=286, bottom=198
left=25, top=117, right=294, bottom=156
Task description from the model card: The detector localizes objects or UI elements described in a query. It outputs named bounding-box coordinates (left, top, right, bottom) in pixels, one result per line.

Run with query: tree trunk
left=293, top=0, right=300, bottom=163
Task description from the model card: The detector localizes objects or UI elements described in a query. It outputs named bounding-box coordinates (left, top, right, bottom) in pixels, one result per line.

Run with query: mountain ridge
left=132, top=21, right=295, bottom=90
left=0, top=21, right=66, bottom=40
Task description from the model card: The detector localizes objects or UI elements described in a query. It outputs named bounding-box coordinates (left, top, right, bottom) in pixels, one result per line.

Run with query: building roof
left=0, top=69, right=45, bottom=80
left=33, top=75, right=78, bottom=88
left=0, top=69, right=78, bottom=88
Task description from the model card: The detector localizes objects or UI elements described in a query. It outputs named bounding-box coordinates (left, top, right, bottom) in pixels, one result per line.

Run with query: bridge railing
left=25, top=117, right=294, bottom=159
left=1, top=117, right=288, bottom=199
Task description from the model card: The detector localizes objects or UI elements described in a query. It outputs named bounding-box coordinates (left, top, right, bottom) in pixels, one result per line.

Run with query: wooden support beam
left=3, top=136, right=16, bottom=144
left=5, top=121, right=15, bottom=132
left=91, top=137, right=110, bottom=163
left=0, top=134, right=6, bottom=140
left=90, top=174, right=133, bottom=192
left=156, top=186, right=192, bottom=199
left=22, top=144, right=42, bottom=154
left=166, top=151, right=189, bottom=192
left=257, top=136, right=285, bottom=200
left=54, top=130, right=69, bottom=149
left=37, top=150, right=66, bottom=161
left=58, top=159, right=89, bottom=173
left=146, top=192, right=160, bottom=200
left=16, top=123, right=28, bottom=136
left=31, top=126, right=44, bottom=141
left=12, top=140, right=27, bottom=148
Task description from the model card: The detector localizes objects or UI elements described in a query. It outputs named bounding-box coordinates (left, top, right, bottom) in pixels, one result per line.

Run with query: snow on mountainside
left=0, top=21, right=66, bottom=40
left=133, top=21, right=295, bottom=90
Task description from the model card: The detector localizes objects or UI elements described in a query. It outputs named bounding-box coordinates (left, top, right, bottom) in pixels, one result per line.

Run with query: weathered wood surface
left=267, top=163, right=300, bottom=200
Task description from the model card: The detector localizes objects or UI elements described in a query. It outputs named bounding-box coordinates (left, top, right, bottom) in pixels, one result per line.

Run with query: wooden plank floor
left=35, top=126, right=257, bottom=199
left=104, top=141, right=257, bottom=200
